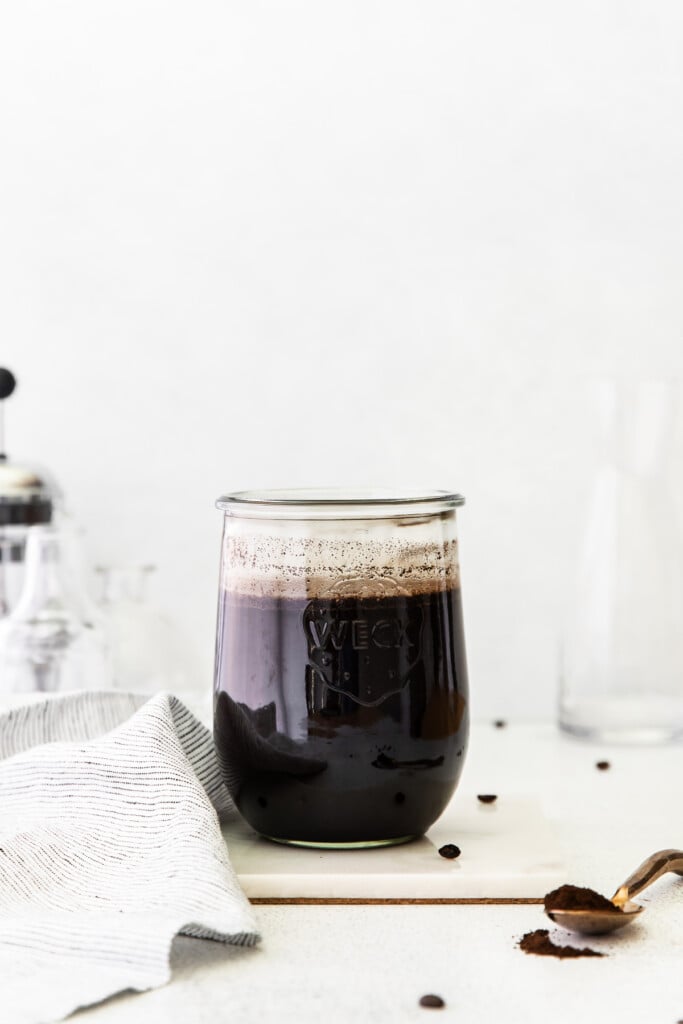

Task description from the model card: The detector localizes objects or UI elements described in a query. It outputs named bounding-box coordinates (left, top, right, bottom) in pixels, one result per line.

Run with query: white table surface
left=73, top=723, right=683, bottom=1024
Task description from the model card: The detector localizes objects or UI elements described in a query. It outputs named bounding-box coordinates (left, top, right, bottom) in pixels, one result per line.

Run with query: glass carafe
left=559, top=379, right=683, bottom=743
left=213, top=488, right=469, bottom=848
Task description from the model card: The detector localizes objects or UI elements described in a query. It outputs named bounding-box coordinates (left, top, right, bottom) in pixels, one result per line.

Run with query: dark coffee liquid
left=214, top=586, right=468, bottom=844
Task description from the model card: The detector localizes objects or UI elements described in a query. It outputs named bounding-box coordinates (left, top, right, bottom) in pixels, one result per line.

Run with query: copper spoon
left=545, top=848, right=683, bottom=935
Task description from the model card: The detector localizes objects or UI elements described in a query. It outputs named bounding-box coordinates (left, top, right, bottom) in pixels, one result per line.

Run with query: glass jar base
left=262, top=834, right=419, bottom=850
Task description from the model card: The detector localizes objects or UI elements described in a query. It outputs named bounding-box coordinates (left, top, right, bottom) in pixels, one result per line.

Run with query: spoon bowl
left=543, top=849, right=683, bottom=936
left=546, top=900, right=643, bottom=935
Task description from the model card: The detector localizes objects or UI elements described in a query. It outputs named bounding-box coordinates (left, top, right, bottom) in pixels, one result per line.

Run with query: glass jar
left=213, top=488, right=469, bottom=848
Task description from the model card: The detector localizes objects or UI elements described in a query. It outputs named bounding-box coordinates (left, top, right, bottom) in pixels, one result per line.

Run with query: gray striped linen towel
left=0, top=691, right=260, bottom=1024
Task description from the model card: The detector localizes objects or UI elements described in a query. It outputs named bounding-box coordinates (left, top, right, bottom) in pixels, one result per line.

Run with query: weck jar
left=213, top=489, right=469, bottom=848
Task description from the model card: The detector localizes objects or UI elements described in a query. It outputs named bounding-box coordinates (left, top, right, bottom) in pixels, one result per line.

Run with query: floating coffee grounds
left=596, top=760, right=611, bottom=771
left=438, top=843, right=461, bottom=859
left=544, top=884, right=620, bottom=915
left=419, top=994, right=445, bottom=1009
left=372, top=751, right=445, bottom=770
left=477, top=794, right=497, bottom=804
left=519, top=929, right=604, bottom=959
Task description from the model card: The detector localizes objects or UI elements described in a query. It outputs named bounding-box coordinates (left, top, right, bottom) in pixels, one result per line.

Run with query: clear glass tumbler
left=559, top=379, right=683, bottom=743
left=213, top=488, right=469, bottom=848
left=95, top=565, right=197, bottom=699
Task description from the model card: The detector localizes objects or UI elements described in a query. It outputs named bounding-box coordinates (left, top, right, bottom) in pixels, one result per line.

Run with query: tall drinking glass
left=213, top=489, right=469, bottom=848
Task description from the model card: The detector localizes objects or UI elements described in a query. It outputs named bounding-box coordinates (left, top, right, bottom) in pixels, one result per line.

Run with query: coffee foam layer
left=221, top=534, right=460, bottom=599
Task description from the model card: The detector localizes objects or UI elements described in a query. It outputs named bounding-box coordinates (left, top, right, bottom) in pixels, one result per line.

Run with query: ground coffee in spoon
left=543, top=884, right=621, bottom=915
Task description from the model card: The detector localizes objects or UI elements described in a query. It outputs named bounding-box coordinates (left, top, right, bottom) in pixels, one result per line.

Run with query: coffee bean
left=419, top=994, right=445, bottom=1009
left=596, top=761, right=610, bottom=771
left=477, top=794, right=497, bottom=804
left=438, top=844, right=461, bottom=859
left=493, top=719, right=507, bottom=728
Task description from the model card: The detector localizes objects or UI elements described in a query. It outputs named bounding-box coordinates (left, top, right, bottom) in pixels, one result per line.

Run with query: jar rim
left=216, top=487, right=465, bottom=519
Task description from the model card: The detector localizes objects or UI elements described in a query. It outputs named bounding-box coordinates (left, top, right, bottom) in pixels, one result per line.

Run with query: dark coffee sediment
left=214, top=583, right=468, bottom=844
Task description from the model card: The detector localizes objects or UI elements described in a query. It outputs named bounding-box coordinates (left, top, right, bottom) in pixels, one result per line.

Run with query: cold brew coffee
left=213, top=491, right=468, bottom=847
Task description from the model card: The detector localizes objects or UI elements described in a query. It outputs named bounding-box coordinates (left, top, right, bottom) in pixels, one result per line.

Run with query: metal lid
left=0, top=458, right=58, bottom=526
left=0, top=369, right=60, bottom=527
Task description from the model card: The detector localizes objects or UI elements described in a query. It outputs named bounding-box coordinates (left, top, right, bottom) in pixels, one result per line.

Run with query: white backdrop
left=2, top=1, right=683, bottom=718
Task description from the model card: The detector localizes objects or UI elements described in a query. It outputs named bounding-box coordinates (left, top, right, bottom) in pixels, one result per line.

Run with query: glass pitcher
left=213, top=488, right=469, bottom=848
left=560, top=379, right=683, bottom=743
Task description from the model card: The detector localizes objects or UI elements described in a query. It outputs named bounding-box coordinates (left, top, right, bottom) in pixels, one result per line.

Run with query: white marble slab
left=224, top=793, right=566, bottom=898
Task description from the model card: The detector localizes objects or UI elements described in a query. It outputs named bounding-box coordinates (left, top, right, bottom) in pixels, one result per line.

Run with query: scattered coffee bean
left=419, top=994, right=445, bottom=1009
left=438, top=844, right=461, bottom=860
left=493, top=719, right=507, bottom=728
left=477, top=794, right=497, bottom=804
left=596, top=760, right=611, bottom=771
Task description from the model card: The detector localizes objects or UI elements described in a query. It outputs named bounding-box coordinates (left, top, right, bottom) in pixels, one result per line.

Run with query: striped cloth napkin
left=0, top=691, right=260, bottom=1024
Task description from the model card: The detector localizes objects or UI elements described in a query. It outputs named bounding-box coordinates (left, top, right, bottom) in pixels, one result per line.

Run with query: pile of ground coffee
left=544, top=884, right=620, bottom=915
left=519, top=929, right=604, bottom=959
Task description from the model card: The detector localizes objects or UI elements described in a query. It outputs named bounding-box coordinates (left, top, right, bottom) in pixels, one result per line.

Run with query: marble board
left=224, top=793, right=566, bottom=899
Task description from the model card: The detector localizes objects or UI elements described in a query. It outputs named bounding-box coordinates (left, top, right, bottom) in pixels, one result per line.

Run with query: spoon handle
left=612, top=849, right=683, bottom=903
